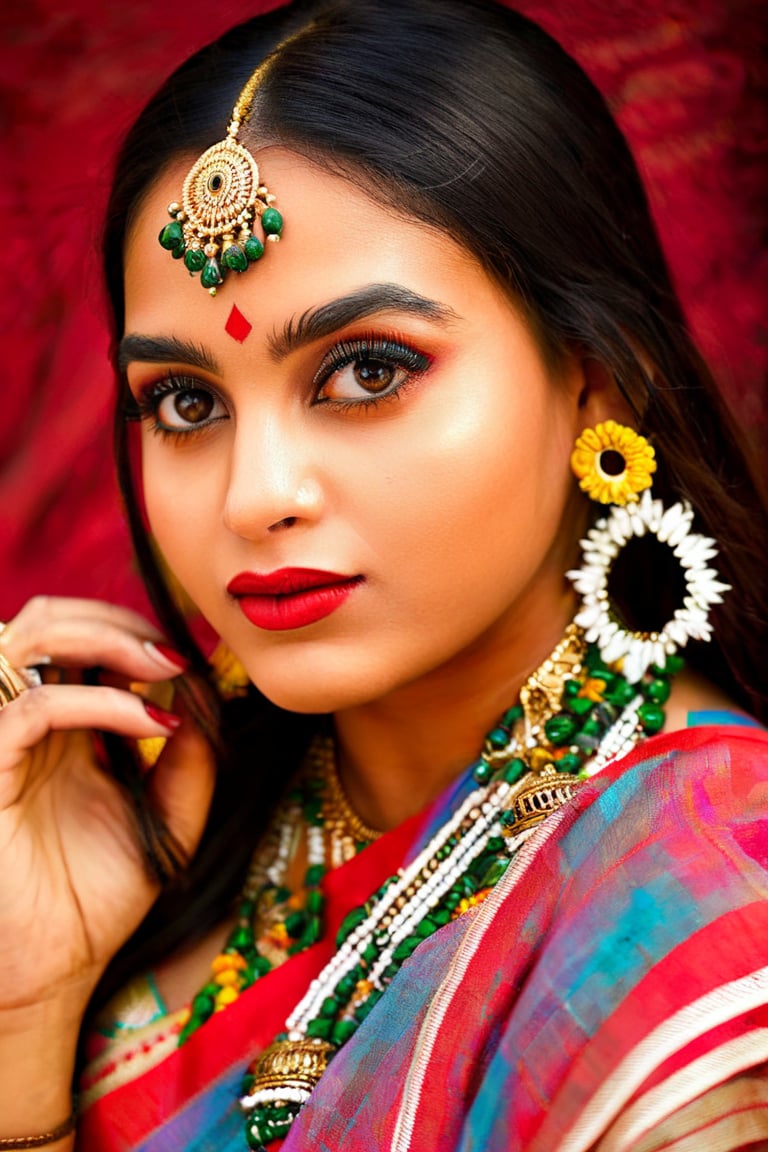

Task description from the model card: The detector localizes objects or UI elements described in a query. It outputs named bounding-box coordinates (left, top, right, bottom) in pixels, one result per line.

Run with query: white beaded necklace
left=240, top=623, right=678, bottom=1149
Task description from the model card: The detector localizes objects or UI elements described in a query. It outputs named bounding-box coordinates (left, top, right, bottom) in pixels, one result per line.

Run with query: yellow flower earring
left=570, top=420, right=656, bottom=505
left=567, top=421, right=730, bottom=683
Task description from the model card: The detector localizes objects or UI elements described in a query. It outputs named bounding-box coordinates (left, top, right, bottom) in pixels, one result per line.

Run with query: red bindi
left=225, top=304, right=253, bottom=343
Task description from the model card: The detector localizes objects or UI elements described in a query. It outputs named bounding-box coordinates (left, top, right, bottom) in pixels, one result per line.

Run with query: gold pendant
left=519, top=622, right=586, bottom=733
left=182, top=138, right=260, bottom=248
left=246, top=1036, right=336, bottom=1096
left=502, top=765, right=582, bottom=834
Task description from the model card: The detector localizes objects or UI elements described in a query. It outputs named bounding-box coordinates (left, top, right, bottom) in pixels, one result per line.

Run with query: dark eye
left=138, top=379, right=227, bottom=433
left=352, top=360, right=397, bottom=393
left=167, top=389, right=215, bottom=424
left=316, top=339, right=431, bottom=405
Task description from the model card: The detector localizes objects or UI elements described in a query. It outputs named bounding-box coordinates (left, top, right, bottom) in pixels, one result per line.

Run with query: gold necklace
left=241, top=619, right=681, bottom=1147
left=179, top=738, right=376, bottom=1044
left=310, top=737, right=382, bottom=868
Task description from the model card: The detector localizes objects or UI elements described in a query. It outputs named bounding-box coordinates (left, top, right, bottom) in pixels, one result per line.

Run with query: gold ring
left=0, top=622, right=42, bottom=707
left=0, top=650, right=32, bottom=707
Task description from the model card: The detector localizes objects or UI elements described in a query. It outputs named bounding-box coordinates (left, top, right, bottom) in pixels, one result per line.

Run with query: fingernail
left=142, top=699, right=182, bottom=730
left=144, top=641, right=189, bottom=671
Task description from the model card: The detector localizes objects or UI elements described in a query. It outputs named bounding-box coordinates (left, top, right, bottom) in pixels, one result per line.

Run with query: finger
left=0, top=684, right=181, bottom=778
left=147, top=713, right=216, bottom=859
left=2, top=597, right=164, bottom=646
left=1, top=611, right=187, bottom=680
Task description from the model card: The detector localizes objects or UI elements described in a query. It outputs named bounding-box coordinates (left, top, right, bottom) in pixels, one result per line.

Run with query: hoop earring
left=567, top=421, right=730, bottom=683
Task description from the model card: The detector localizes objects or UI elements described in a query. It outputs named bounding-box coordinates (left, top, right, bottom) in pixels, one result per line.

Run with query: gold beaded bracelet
left=0, top=1111, right=76, bottom=1149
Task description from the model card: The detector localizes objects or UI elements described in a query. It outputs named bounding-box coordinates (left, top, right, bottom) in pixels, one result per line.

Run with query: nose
left=222, top=410, right=325, bottom=539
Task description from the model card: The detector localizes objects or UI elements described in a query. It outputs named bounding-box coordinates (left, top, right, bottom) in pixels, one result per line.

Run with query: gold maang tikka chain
left=158, top=66, right=284, bottom=295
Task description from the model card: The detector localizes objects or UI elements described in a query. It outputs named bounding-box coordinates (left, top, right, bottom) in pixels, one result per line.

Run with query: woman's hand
left=0, top=596, right=216, bottom=1022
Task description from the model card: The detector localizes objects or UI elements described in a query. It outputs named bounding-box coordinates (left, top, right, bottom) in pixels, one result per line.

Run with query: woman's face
left=123, top=150, right=597, bottom=713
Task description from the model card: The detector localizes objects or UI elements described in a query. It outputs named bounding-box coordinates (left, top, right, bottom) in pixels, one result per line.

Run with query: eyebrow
left=117, top=284, right=457, bottom=374
left=268, top=283, right=458, bottom=359
left=117, top=335, right=218, bottom=375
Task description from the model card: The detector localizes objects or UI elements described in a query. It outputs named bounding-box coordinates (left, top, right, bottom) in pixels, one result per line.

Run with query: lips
left=227, top=568, right=363, bottom=631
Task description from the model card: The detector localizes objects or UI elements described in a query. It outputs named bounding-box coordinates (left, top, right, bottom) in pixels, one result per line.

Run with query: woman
left=0, top=1, right=766, bottom=1149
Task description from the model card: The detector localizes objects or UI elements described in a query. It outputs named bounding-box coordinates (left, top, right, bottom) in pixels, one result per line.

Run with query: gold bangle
left=0, top=1111, right=76, bottom=1149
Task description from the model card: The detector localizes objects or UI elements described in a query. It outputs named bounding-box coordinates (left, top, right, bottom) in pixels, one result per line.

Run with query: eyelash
left=128, top=375, right=223, bottom=441
left=125, top=333, right=433, bottom=436
left=313, top=335, right=432, bottom=411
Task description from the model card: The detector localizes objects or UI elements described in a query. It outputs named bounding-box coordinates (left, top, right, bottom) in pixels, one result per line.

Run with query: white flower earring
left=567, top=421, right=730, bottom=684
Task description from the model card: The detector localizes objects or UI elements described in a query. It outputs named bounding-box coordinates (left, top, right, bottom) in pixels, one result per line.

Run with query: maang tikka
left=158, top=67, right=284, bottom=295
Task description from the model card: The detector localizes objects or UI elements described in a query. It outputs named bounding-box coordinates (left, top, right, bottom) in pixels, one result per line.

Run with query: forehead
left=123, top=148, right=502, bottom=338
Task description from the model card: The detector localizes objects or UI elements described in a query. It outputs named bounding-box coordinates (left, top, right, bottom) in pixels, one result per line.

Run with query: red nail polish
left=142, top=699, right=182, bottom=730
left=149, top=642, right=190, bottom=670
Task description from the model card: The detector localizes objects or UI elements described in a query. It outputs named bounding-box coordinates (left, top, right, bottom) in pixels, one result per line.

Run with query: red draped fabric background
left=1, top=0, right=766, bottom=621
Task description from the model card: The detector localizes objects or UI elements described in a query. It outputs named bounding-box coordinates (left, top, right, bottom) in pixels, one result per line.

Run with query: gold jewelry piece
left=0, top=1109, right=77, bottom=1149
left=244, top=1036, right=335, bottom=1102
left=158, top=67, right=283, bottom=295
left=482, top=623, right=587, bottom=773
left=307, top=736, right=382, bottom=869
left=0, top=642, right=35, bottom=707
left=518, top=622, right=586, bottom=746
left=0, top=652, right=28, bottom=705
left=324, top=753, right=382, bottom=868
left=504, top=765, right=581, bottom=833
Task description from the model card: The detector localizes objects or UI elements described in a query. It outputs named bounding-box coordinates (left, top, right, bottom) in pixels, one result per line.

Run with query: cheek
left=354, top=382, right=564, bottom=551
left=345, top=385, right=576, bottom=631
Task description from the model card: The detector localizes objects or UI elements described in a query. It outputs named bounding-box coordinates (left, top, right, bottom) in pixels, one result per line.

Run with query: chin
left=232, top=635, right=436, bottom=715
left=254, top=681, right=368, bottom=715
left=243, top=657, right=382, bottom=715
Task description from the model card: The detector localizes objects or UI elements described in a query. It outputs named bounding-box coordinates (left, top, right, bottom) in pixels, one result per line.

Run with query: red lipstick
left=227, top=568, right=363, bottom=631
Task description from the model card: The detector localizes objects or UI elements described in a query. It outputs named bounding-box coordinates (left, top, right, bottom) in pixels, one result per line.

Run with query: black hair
left=96, top=0, right=768, bottom=1011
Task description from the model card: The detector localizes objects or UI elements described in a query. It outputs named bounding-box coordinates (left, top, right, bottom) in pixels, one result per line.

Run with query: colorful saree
left=78, top=720, right=768, bottom=1151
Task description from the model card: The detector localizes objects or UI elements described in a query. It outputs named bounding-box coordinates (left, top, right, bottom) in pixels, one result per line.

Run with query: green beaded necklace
left=240, top=625, right=681, bottom=1149
left=178, top=741, right=373, bottom=1045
